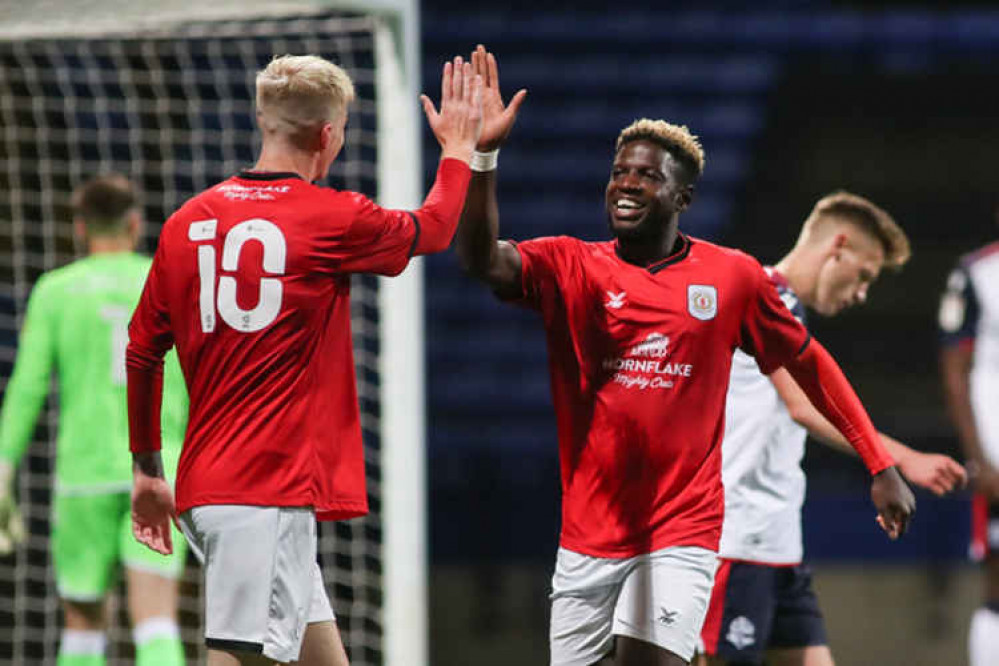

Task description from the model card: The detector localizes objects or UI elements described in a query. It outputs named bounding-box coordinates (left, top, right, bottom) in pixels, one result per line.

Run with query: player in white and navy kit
left=940, top=239, right=999, bottom=666
left=701, top=193, right=966, bottom=666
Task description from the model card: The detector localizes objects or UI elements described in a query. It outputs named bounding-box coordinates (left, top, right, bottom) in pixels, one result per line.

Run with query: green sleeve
left=0, top=280, right=55, bottom=468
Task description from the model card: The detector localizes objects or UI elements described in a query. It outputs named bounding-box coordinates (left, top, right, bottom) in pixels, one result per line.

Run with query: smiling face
left=605, top=140, right=692, bottom=243
left=811, top=225, right=886, bottom=316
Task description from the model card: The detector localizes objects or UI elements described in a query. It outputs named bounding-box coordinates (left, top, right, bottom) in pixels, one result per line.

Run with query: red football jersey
left=128, top=161, right=469, bottom=520
left=514, top=234, right=810, bottom=557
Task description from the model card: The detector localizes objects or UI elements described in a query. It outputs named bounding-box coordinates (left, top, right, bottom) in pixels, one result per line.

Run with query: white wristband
left=470, top=149, right=499, bottom=172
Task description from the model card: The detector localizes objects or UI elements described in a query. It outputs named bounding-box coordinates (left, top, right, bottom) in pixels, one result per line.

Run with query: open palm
left=471, top=44, right=527, bottom=151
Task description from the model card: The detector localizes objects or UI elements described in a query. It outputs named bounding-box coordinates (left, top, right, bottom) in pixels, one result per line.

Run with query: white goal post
left=0, top=1, right=426, bottom=665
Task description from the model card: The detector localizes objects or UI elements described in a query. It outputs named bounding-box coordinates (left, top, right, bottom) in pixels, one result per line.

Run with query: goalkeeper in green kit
left=0, top=174, right=188, bottom=666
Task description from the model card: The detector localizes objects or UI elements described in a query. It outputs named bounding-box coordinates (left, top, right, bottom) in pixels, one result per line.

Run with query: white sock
left=133, top=616, right=180, bottom=645
left=60, top=629, right=106, bottom=656
left=969, top=606, right=999, bottom=666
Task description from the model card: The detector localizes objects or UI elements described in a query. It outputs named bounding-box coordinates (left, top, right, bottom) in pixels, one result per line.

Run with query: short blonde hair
left=615, top=119, right=705, bottom=180
left=801, top=191, right=911, bottom=269
left=255, top=55, right=355, bottom=142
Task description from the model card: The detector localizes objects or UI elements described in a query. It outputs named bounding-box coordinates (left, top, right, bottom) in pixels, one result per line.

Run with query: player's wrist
left=470, top=149, right=499, bottom=172
left=440, top=143, right=475, bottom=165
left=0, top=460, right=13, bottom=493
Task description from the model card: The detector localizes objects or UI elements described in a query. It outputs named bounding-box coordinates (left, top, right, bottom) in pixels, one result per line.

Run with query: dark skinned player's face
left=605, top=140, right=689, bottom=242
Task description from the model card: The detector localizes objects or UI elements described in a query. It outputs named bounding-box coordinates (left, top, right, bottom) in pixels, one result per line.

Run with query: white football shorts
left=178, top=505, right=335, bottom=663
left=549, top=545, right=717, bottom=665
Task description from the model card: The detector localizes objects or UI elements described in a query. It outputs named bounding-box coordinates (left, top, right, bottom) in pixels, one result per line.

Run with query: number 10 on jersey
left=189, top=218, right=287, bottom=333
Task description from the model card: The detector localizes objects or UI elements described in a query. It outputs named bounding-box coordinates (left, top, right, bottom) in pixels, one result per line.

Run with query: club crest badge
left=687, top=285, right=717, bottom=321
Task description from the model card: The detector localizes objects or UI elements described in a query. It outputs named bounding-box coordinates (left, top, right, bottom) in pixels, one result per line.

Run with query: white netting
left=0, top=12, right=388, bottom=665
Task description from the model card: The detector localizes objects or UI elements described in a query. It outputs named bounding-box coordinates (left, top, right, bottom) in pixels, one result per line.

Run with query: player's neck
left=253, top=142, right=321, bottom=182
left=774, top=249, right=816, bottom=306
left=87, top=236, right=133, bottom=255
left=615, top=225, right=680, bottom=267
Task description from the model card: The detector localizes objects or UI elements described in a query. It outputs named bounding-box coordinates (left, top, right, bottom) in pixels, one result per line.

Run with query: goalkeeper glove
left=0, top=460, right=25, bottom=555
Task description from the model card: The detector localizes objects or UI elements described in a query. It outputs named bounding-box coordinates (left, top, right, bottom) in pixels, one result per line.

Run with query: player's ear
left=127, top=210, right=143, bottom=249
left=831, top=232, right=849, bottom=259
left=72, top=218, right=87, bottom=244
left=318, top=122, right=333, bottom=152
left=675, top=184, right=694, bottom=211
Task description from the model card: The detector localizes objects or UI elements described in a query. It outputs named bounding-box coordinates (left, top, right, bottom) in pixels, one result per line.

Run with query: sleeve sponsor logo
left=939, top=269, right=967, bottom=333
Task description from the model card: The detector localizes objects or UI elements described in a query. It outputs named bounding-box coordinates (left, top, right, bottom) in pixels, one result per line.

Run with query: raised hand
left=420, top=56, right=484, bottom=163
left=131, top=468, right=176, bottom=555
left=896, top=450, right=967, bottom=497
left=471, top=44, right=527, bottom=151
left=871, top=466, right=916, bottom=540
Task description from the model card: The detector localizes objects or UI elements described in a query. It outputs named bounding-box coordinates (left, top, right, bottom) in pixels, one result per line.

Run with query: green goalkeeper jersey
left=0, top=252, right=187, bottom=494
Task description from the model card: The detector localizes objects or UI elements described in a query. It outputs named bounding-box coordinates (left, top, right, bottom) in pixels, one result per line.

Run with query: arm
left=770, top=368, right=966, bottom=496
left=941, top=343, right=999, bottom=498
left=413, top=56, right=483, bottom=255
left=782, top=339, right=915, bottom=538
left=0, top=282, right=56, bottom=469
left=937, top=263, right=999, bottom=498
left=127, top=251, right=176, bottom=555
left=454, top=45, right=528, bottom=298
left=0, top=283, right=54, bottom=552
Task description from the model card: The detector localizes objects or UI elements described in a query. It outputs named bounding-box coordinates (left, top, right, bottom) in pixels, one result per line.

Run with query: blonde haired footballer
left=127, top=53, right=483, bottom=666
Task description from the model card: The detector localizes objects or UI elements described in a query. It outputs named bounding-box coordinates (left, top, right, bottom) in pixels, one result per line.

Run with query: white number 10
left=189, top=218, right=287, bottom=333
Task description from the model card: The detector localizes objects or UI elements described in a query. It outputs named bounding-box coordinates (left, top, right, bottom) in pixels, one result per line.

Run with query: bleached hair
left=255, top=55, right=355, bottom=139
left=615, top=119, right=705, bottom=179
left=801, top=191, right=911, bottom=269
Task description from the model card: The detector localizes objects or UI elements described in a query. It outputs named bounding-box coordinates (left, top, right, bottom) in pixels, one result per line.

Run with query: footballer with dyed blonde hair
left=128, top=53, right=482, bottom=666
left=455, top=44, right=916, bottom=666
left=255, top=55, right=355, bottom=150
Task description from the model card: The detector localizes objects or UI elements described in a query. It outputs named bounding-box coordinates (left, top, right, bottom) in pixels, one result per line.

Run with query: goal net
left=0, top=5, right=423, bottom=665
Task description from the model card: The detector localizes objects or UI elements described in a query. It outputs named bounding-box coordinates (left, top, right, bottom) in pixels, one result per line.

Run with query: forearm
left=0, top=356, right=52, bottom=466
left=455, top=170, right=502, bottom=279
left=126, top=343, right=165, bottom=455
left=783, top=340, right=894, bottom=474
left=411, top=158, right=472, bottom=256
left=0, top=383, right=46, bottom=467
left=940, top=348, right=990, bottom=467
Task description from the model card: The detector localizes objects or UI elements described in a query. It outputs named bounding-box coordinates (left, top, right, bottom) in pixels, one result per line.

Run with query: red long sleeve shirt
left=128, top=159, right=470, bottom=520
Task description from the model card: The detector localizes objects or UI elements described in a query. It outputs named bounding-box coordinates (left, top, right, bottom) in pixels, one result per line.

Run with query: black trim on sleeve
left=236, top=170, right=304, bottom=181
left=796, top=333, right=812, bottom=357
left=406, top=212, right=422, bottom=258
left=206, top=638, right=264, bottom=653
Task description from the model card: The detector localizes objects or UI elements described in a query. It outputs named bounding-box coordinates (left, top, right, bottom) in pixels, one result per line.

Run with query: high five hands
left=470, top=44, right=528, bottom=152
left=421, top=56, right=484, bottom=163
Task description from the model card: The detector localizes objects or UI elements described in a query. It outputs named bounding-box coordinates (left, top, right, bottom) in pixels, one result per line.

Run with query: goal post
left=0, top=2, right=426, bottom=665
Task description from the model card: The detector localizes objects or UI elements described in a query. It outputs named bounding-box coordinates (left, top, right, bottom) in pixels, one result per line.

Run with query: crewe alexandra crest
left=687, top=284, right=717, bottom=321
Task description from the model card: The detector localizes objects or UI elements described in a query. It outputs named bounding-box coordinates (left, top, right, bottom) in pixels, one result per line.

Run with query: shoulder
left=34, top=259, right=85, bottom=293
left=125, top=252, right=153, bottom=275
left=515, top=236, right=607, bottom=269
left=515, top=235, right=584, bottom=256
left=961, top=241, right=999, bottom=270
left=688, top=236, right=765, bottom=279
